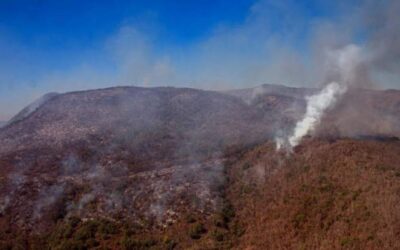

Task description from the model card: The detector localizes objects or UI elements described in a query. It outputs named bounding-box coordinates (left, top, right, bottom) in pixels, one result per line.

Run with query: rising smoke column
left=290, top=82, right=345, bottom=148
left=276, top=44, right=364, bottom=150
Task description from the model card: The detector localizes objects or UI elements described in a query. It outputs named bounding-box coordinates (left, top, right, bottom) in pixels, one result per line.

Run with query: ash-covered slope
left=0, top=86, right=274, bottom=162
left=0, top=86, right=278, bottom=240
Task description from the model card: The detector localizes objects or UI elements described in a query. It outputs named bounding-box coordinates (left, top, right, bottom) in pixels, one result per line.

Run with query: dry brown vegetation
left=2, top=137, right=400, bottom=249
left=227, top=138, right=400, bottom=249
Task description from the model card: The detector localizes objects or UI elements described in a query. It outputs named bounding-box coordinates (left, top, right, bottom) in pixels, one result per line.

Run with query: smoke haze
left=0, top=0, right=399, bottom=120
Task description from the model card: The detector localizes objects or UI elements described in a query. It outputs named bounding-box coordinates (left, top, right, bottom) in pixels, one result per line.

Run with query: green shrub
left=68, top=216, right=81, bottom=228
left=120, top=236, right=157, bottom=250
left=293, top=213, right=306, bottom=228
left=221, top=203, right=235, bottom=224
left=61, top=224, right=74, bottom=239
left=211, top=229, right=225, bottom=242
left=52, top=198, right=68, bottom=222
left=213, top=215, right=226, bottom=228
left=162, top=237, right=177, bottom=250
left=340, top=237, right=360, bottom=247
left=55, top=240, right=86, bottom=250
left=232, top=221, right=245, bottom=237
left=241, top=185, right=253, bottom=194
left=185, top=214, right=196, bottom=224
left=85, top=238, right=99, bottom=248
left=98, top=220, right=118, bottom=235
left=74, top=221, right=99, bottom=241
left=189, top=223, right=206, bottom=239
left=242, top=162, right=251, bottom=170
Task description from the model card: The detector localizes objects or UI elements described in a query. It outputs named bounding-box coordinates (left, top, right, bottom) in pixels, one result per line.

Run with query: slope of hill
left=6, top=92, right=59, bottom=126
left=226, top=84, right=400, bottom=139
left=1, top=84, right=400, bottom=249
left=0, top=86, right=278, bottom=249
left=223, top=83, right=315, bottom=104
left=317, top=88, right=400, bottom=138
left=226, top=138, right=400, bottom=249
left=0, top=86, right=273, bottom=158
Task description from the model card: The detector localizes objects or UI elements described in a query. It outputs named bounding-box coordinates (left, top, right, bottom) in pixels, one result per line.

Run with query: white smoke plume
left=276, top=44, right=364, bottom=150
left=277, top=82, right=346, bottom=150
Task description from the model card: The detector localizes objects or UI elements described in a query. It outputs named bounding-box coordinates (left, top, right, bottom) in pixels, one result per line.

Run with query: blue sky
left=0, top=0, right=255, bottom=77
left=0, top=0, right=398, bottom=120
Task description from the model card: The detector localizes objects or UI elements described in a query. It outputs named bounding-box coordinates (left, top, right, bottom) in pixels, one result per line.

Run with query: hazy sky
left=0, top=0, right=399, bottom=120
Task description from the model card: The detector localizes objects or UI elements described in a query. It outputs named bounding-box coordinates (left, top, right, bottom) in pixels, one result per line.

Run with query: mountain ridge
left=1, top=83, right=400, bottom=249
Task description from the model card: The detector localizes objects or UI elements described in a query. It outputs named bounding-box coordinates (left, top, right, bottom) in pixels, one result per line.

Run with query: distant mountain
left=223, top=83, right=315, bottom=104
left=227, top=84, right=400, bottom=139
